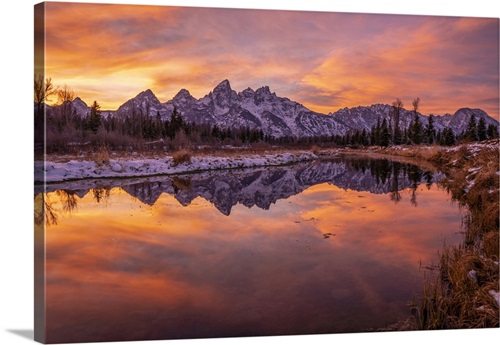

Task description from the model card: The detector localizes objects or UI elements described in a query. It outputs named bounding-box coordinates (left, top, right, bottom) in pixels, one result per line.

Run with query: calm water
left=35, top=157, right=463, bottom=343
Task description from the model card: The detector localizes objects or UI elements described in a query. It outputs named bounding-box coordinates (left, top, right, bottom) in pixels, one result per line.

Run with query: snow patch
left=489, top=290, right=499, bottom=306
left=467, top=270, right=478, bottom=284
left=35, top=152, right=318, bottom=183
left=111, top=163, right=122, bottom=172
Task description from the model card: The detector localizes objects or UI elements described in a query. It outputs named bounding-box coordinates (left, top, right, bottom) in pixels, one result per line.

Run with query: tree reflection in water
left=91, top=188, right=110, bottom=204
left=346, top=158, right=433, bottom=206
left=35, top=157, right=438, bottom=222
left=34, top=193, right=59, bottom=226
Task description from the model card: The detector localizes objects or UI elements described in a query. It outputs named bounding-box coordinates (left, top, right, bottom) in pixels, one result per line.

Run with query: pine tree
left=360, top=128, right=368, bottom=146
left=477, top=117, right=487, bottom=141
left=408, top=112, right=423, bottom=145
left=370, top=117, right=381, bottom=146
left=211, top=125, right=221, bottom=141
left=88, top=100, right=102, bottom=134
left=441, top=127, right=455, bottom=146
left=487, top=124, right=499, bottom=139
left=380, top=118, right=390, bottom=147
left=465, top=114, right=478, bottom=141
left=166, top=107, right=185, bottom=139
left=425, top=114, right=436, bottom=144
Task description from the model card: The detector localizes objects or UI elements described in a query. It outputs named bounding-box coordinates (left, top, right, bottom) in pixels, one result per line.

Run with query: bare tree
left=34, top=74, right=58, bottom=143
left=34, top=74, right=57, bottom=118
left=391, top=98, right=404, bottom=145
left=34, top=194, right=58, bottom=226
left=412, top=97, right=420, bottom=115
left=57, top=84, right=75, bottom=104
left=56, top=190, right=78, bottom=214
left=408, top=97, right=423, bottom=145
left=55, top=85, right=76, bottom=131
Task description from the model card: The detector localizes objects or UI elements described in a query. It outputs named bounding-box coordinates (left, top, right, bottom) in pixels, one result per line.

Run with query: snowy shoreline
left=34, top=151, right=319, bottom=183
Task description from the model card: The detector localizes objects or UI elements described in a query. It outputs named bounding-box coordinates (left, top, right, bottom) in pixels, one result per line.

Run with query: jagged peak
left=72, top=97, right=87, bottom=106
left=128, top=89, right=156, bottom=102
left=138, top=88, right=155, bottom=96
left=256, top=85, right=271, bottom=94
left=239, top=87, right=255, bottom=97
left=174, top=88, right=192, bottom=99
left=213, top=79, right=232, bottom=93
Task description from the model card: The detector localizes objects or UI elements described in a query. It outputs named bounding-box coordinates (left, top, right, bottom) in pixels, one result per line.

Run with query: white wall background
left=1, top=1, right=498, bottom=345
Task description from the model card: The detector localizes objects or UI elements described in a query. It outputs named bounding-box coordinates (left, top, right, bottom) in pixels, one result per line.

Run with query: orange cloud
left=40, top=3, right=499, bottom=118
left=301, top=17, right=499, bottom=117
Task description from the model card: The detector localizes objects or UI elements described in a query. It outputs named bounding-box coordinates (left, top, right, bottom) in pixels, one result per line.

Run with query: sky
left=37, top=2, right=499, bottom=118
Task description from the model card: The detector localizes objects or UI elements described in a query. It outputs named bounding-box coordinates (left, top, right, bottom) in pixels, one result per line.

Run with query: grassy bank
left=345, top=141, right=499, bottom=330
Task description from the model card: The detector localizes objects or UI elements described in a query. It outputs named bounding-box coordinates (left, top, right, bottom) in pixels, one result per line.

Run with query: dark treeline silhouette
left=40, top=104, right=498, bottom=153
left=277, top=111, right=498, bottom=148
left=38, top=96, right=268, bottom=153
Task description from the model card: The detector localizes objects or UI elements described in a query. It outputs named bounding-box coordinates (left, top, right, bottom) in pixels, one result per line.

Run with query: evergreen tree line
left=335, top=113, right=498, bottom=148
left=35, top=76, right=498, bottom=153
left=104, top=107, right=267, bottom=147
left=42, top=100, right=499, bottom=152
left=42, top=101, right=268, bottom=151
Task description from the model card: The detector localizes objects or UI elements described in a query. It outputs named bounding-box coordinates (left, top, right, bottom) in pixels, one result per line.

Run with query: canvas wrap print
left=34, top=1, right=500, bottom=344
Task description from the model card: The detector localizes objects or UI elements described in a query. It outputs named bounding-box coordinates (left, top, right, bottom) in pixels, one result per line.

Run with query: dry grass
left=310, top=144, right=321, bottom=155
left=172, top=149, right=192, bottom=166
left=410, top=141, right=500, bottom=330
left=371, top=145, right=443, bottom=161
left=172, top=176, right=192, bottom=191
left=41, top=144, right=308, bottom=163
left=438, top=145, right=499, bottom=247
left=343, top=142, right=499, bottom=330
left=358, top=141, right=500, bottom=330
left=88, top=146, right=110, bottom=167
left=415, top=246, right=499, bottom=329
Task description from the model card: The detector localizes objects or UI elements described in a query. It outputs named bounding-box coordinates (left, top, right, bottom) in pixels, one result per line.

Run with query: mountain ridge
left=49, top=79, right=499, bottom=138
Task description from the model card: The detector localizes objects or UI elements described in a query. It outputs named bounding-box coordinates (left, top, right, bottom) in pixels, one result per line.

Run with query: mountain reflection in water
left=36, top=157, right=440, bottom=221
left=35, top=156, right=461, bottom=343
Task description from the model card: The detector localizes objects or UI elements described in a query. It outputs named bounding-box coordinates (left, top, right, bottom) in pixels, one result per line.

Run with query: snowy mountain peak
left=173, top=88, right=195, bottom=103
left=108, top=79, right=498, bottom=138
left=239, top=87, right=255, bottom=98
left=114, top=88, right=164, bottom=117
left=210, top=79, right=237, bottom=112
left=256, top=85, right=271, bottom=95
left=73, top=97, right=87, bottom=106
left=167, top=88, right=197, bottom=111
left=454, top=108, right=488, bottom=117
left=66, top=97, right=90, bottom=117
left=174, top=88, right=191, bottom=98
left=213, top=79, right=232, bottom=93
left=72, top=97, right=88, bottom=108
left=136, top=89, right=157, bottom=100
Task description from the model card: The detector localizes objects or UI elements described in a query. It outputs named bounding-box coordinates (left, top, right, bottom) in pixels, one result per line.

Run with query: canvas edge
left=34, top=2, right=47, bottom=344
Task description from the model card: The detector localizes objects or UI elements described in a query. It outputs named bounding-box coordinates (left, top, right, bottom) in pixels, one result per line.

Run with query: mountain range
left=50, top=79, right=499, bottom=138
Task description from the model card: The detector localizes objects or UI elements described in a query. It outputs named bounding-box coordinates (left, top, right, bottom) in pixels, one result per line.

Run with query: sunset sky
left=38, top=2, right=499, bottom=118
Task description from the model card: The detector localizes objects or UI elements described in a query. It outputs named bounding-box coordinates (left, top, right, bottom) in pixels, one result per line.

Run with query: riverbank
left=350, top=140, right=499, bottom=329
left=34, top=150, right=320, bottom=183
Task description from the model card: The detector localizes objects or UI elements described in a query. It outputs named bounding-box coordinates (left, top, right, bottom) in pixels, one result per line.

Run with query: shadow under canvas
left=7, top=329, right=34, bottom=341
